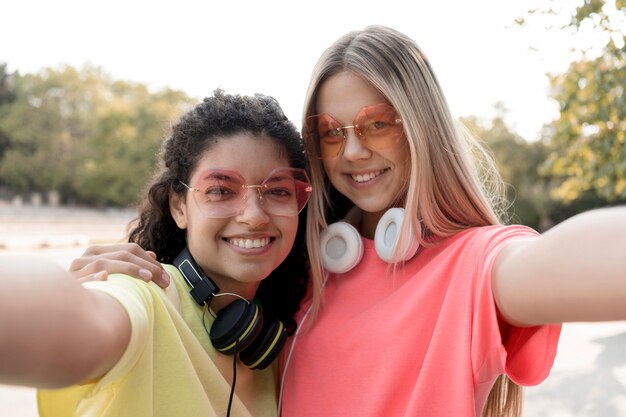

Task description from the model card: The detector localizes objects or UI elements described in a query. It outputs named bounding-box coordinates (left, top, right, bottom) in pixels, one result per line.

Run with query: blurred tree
left=0, top=65, right=96, bottom=194
left=77, top=83, right=192, bottom=206
left=462, top=104, right=552, bottom=230
left=0, top=63, right=17, bottom=163
left=543, top=51, right=626, bottom=202
left=0, top=64, right=194, bottom=206
left=523, top=0, right=626, bottom=203
left=0, top=63, right=17, bottom=106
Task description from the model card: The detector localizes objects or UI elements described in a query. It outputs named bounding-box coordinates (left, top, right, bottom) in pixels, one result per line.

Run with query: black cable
left=201, top=303, right=212, bottom=336
left=202, top=303, right=238, bottom=417
left=226, top=345, right=238, bottom=417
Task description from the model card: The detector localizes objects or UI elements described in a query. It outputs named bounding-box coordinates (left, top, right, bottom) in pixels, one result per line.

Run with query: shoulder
left=82, top=271, right=170, bottom=314
left=422, top=225, right=539, bottom=273
left=444, top=224, right=538, bottom=251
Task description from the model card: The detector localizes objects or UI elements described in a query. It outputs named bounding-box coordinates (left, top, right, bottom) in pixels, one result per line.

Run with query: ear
left=170, top=192, right=189, bottom=230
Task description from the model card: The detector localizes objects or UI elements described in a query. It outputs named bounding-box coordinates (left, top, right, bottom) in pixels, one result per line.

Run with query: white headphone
left=320, top=207, right=420, bottom=273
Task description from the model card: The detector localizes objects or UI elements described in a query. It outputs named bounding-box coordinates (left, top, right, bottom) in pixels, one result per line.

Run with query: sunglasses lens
left=306, top=114, right=345, bottom=159
left=356, top=104, right=403, bottom=151
left=260, top=169, right=312, bottom=216
left=192, top=171, right=244, bottom=217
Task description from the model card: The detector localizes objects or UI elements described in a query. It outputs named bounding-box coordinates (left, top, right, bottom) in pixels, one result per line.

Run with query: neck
left=175, top=246, right=260, bottom=311
left=209, top=280, right=259, bottom=311
left=210, top=288, right=257, bottom=312
left=351, top=208, right=387, bottom=239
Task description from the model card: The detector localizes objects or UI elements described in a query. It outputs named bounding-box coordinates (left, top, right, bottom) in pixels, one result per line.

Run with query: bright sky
left=2, top=0, right=587, bottom=141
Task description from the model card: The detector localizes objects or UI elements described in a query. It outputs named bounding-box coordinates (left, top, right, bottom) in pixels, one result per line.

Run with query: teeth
left=351, top=170, right=383, bottom=183
left=228, top=237, right=270, bottom=248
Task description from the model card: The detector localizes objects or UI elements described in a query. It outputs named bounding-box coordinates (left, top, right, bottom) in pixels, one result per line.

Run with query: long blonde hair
left=301, top=25, right=518, bottom=417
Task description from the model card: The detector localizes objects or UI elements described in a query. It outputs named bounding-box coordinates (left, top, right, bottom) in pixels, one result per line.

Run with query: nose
left=341, top=127, right=371, bottom=161
left=235, top=188, right=270, bottom=228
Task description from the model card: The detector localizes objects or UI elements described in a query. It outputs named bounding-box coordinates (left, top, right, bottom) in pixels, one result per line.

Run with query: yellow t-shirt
left=37, top=264, right=278, bottom=417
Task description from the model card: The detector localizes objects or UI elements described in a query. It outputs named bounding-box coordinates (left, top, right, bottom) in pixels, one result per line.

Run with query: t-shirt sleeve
left=472, top=225, right=561, bottom=386
left=82, top=274, right=152, bottom=388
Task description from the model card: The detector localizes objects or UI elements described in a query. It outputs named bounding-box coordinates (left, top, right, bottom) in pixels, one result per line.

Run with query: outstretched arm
left=0, top=256, right=131, bottom=388
left=70, top=243, right=170, bottom=288
left=493, top=206, right=626, bottom=326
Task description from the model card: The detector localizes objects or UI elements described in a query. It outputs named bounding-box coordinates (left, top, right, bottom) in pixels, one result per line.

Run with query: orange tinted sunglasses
left=306, top=103, right=404, bottom=159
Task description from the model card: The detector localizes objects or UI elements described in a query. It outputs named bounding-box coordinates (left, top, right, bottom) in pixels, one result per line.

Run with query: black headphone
left=173, top=247, right=287, bottom=370
left=320, top=208, right=420, bottom=273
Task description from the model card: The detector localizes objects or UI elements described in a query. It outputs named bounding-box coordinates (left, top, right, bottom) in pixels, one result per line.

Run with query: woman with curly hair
left=1, top=90, right=311, bottom=417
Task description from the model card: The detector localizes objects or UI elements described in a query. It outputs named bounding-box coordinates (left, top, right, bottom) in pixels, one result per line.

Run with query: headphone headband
left=173, top=246, right=219, bottom=306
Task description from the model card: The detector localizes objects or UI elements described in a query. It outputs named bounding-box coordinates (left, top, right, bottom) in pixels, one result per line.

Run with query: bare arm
left=70, top=243, right=170, bottom=288
left=0, top=256, right=131, bottom=388
left=493, top=206, right=626, bottom=326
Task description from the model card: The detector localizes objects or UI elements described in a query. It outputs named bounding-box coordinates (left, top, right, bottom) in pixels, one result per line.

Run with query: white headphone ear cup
left=374, top=208, right=420, bottom=263
left=320, top=222, right=364, bottom=274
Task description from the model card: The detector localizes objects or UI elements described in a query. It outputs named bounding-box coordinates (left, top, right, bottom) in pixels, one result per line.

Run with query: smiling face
left=170, top=133, right=299, bottom=299
left=316, top=71, right=411, bottom=234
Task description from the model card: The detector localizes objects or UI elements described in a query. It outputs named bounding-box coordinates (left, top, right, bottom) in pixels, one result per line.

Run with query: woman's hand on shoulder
left=69, top=243, right=170, bottom=288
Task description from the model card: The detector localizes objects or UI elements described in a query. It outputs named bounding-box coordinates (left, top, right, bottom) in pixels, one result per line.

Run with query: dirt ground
left=0, top=204, right=136, bottom=249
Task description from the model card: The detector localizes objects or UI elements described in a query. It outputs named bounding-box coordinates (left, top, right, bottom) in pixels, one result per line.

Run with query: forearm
left=493, top=206, right=626, bottom=326
left=0, top=256, right=130, bottom=388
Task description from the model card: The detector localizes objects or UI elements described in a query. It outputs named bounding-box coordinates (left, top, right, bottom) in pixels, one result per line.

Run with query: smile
left=227, top=237, right=271, bottom=248
left=350, top=169, right=387, bottom=183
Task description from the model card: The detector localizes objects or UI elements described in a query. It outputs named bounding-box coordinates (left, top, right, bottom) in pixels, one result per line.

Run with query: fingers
left=74, top=270, right=109, bottom=284
left=71, top=243, right=162, bottom=271
left=72, top=243, right=160, bottom=268
left=75, top=258, right=171, bottom=288
left=69, top=244, right=171, bottom=288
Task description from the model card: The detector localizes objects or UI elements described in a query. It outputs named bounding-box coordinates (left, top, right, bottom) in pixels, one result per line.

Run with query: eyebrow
left=199, top=171, right=240, bottom=182
left=198, top=170, right=294, bottom=184
left=264, top=174, right=294, bottom=184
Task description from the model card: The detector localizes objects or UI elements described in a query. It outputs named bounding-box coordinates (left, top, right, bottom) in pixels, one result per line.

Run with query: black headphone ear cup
left=209, top=299, right=263, bottom=355
left=320, top=221, right=364, bottom=274
left=239, top=318, right=287, bottom=370
left=374, top=208, right=420, bottom=263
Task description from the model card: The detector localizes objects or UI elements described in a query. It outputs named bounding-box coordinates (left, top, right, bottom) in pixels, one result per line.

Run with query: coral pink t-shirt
left=280, top=225, right=561, bottom=417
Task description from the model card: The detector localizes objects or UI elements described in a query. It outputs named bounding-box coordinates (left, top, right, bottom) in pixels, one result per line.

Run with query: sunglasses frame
left=180, top=167, right=312, bottom=218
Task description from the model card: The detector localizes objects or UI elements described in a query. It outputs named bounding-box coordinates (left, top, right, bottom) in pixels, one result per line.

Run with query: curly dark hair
left=128, top=89, right=309, bottom=335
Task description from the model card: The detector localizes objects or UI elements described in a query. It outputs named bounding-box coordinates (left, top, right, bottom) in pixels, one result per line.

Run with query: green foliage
left=0, top=64, right=194, bottom=206
left=0, top=63, right=17, bottom=163
left=542, top=51, right=626, bottom=202
left=76, top=83, right=192, bottom=206
left=0, top=67, right=86, bottom=192
left=573, top=0, right=607, bottom=26
left=462, top=111, right=552, bottom=230
left=0, top=63, right=17, bottom=106
left=461, top=108, right=619, bottom=231
left=524, top=1, right=626, bottom=203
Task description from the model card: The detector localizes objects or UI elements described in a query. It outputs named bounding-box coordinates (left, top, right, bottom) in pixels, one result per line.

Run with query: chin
left=354, top=199, right=395, bottom=214
left=233, top=266, right=273, bottom=283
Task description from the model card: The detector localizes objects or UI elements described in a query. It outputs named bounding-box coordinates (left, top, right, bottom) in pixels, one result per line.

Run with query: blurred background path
left=1, top=205, right=626, bottom=417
